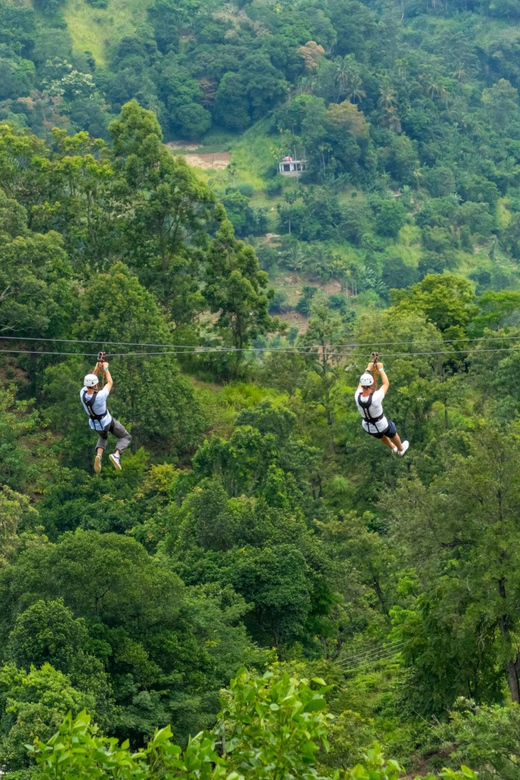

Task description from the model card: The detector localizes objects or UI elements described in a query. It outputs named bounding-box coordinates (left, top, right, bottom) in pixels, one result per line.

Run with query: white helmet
left=84, top=373, right=99, bottom=388
left=360, top=372, right=374, bottom=387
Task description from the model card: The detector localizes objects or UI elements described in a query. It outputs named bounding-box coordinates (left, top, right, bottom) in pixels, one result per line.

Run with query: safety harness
left=357, top=391, right=384, bottom=425
left=83, top=353, right=108, bottom=427
left=81, top=352, right=108, bottom=427
left=82, top=390, right=108, bottom=426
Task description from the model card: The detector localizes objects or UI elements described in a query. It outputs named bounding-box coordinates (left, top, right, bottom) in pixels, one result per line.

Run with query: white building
left=278, top=156, right=307, bottom=176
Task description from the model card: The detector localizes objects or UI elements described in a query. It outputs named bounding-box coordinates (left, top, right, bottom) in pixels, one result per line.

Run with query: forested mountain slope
left=2, top=0, right=520, bottom=778
left=4, top=0, right=520, bottom=304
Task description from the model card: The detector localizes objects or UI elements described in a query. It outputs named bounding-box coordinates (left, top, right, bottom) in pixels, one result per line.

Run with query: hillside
left=3, top=0, right=520, bottom=777
left=62, top=0, right=152, bottom=65
left=3, top=0, right=520, bottom=313
left=57, top=0, right=520, bottom=313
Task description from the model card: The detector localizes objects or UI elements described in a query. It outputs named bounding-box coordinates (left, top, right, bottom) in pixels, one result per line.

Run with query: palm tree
left=420, top=71, right=450, bottom=106
left=378, top=83, right=402, bottom=131
left=346, top=73, right=366, bottom=104
left=308, top=245, right=334, bottom=282
left=332, top=56, right=365, bottom=104
left=333, top=57, right=352, bottom=103
left=279, top=238, right=307, bottom=272
left=378, top=83, right=397, bottom=112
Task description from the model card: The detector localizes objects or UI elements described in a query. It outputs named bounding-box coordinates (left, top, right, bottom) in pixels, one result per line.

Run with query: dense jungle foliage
left=3, top=0, right=520, bottom=776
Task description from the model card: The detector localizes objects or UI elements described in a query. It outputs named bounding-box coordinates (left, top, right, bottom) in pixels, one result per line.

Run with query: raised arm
left=101, top=362, right=114, bottom=393
left=378, top=362, right=389, bottom=395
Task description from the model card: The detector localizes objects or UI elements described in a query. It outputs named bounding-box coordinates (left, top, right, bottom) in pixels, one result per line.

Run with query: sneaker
left=398, top=441, right=410, bottom=457
left=109, top=453, right=122, bottom=471
left=94, top=454, right=102, bottom=473
left=391, top=445, right=398, bottom=454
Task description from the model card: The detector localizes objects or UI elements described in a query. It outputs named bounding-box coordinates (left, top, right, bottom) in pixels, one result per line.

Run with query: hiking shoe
left=398, top=441, right=410, bottom=457
left=94, top=454, right=102, bottom=473
left=109, top=453, right=122, bottom=471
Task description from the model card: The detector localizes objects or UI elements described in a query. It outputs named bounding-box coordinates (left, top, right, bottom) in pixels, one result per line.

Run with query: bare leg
left=381, top=435, right=396, bottom=451
left=390, top=432, right=403, bottom=452
left=95, top=432, right=108, bottom=472
left=94, top=445, right=104, bottom=473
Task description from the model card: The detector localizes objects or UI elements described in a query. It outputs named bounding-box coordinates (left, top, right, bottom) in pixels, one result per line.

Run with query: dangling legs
left=94, top=430, right=109, bottom=473
left=381, top=435, right=397, bottom=451
left=108, top=419, right=132, bottom=471
left=390, top=431, right=409, bottom=456
left=367, top=424, right=408, bottom=456
left=383, top=421, right=409, bottom=456
left=390, top=432, right=403, bottom=451
left=112, top=419, right=131, bottom=456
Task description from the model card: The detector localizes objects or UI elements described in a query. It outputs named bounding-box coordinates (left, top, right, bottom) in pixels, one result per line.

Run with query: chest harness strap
left=357, top=391, right=384, bottom=424
left=82, top=390, right=108, bottom=425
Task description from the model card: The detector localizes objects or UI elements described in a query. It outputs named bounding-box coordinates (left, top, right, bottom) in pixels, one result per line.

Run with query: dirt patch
left=321, top=280, right=342, bottom=295
left=167, top=142, right=201, bottom=152
left=183, top=152, right=232, bottom=170
left=214, top=6, right=250, bottom=24
left=278, top=311, right=309, bottom=332
left=0, top=357, right=29, bottom=386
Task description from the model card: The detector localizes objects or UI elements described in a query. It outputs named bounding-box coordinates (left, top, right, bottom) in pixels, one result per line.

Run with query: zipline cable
left=1, top=332, right=520, bottom=350
left=338, top=640, right=405, bottom=662
left=341, top=654, right=403, bottom=674
left=1, top=345, right=520, bottom=359
left=339, top=646, right=405, bottom=673
left=0, top=346, right=330, bottom=357
left=338, top=638, right=405, bottom=661
left=339, top=345, right=520, bottom=358
left=337, top=640, right=405, bottom=668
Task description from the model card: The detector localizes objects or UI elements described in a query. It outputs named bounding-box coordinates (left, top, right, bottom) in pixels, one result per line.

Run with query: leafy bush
left=269, top=289, right=290, bottom=313
left=296, top=285, right=317, bottom=315
left=237, top=182, right=255, bottom=198
left=375, top=200, right=407, bottom=238
left=30, top=670, right=477, bottom=780
left=266, top=180, right=283, bottom=197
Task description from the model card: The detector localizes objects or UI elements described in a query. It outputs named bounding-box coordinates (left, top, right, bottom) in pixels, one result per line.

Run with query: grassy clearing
left=336, top=187, right=363, bottom=204
left=196, top=130, right=236, bottom=153
left=198, top=120, right=281, bottom=192
left=63, top=0, right=151, bottom=64
left=393, top=224, right=422, bottom=266
left=497, top=197, right=512, bottom=229
left=250, top=192, right=274, bottom=207
left=399, top=223, right=421, bottom=246
left=327, top=241, right=365, bottom=265
left=269, top=267, right=307, bottom=306
left=231, top=118, right=284, bottom=188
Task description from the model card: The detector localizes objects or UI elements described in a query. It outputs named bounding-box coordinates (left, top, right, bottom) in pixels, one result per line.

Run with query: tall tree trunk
left=506, top=654, right=520, bottom=703
left=372, top=576, right=387, bottom=614
left=498, top=577, right=520, bottom=702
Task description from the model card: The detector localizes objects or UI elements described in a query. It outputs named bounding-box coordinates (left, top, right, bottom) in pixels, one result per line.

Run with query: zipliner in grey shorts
left=95, top=419, right=132, bottom=453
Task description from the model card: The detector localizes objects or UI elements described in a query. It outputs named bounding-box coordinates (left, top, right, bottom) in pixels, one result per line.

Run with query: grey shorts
left=95, top=418, right=131, bottom=453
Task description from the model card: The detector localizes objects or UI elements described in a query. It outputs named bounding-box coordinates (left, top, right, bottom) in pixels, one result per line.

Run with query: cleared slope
left=62, top=0, right=152, bottom=64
